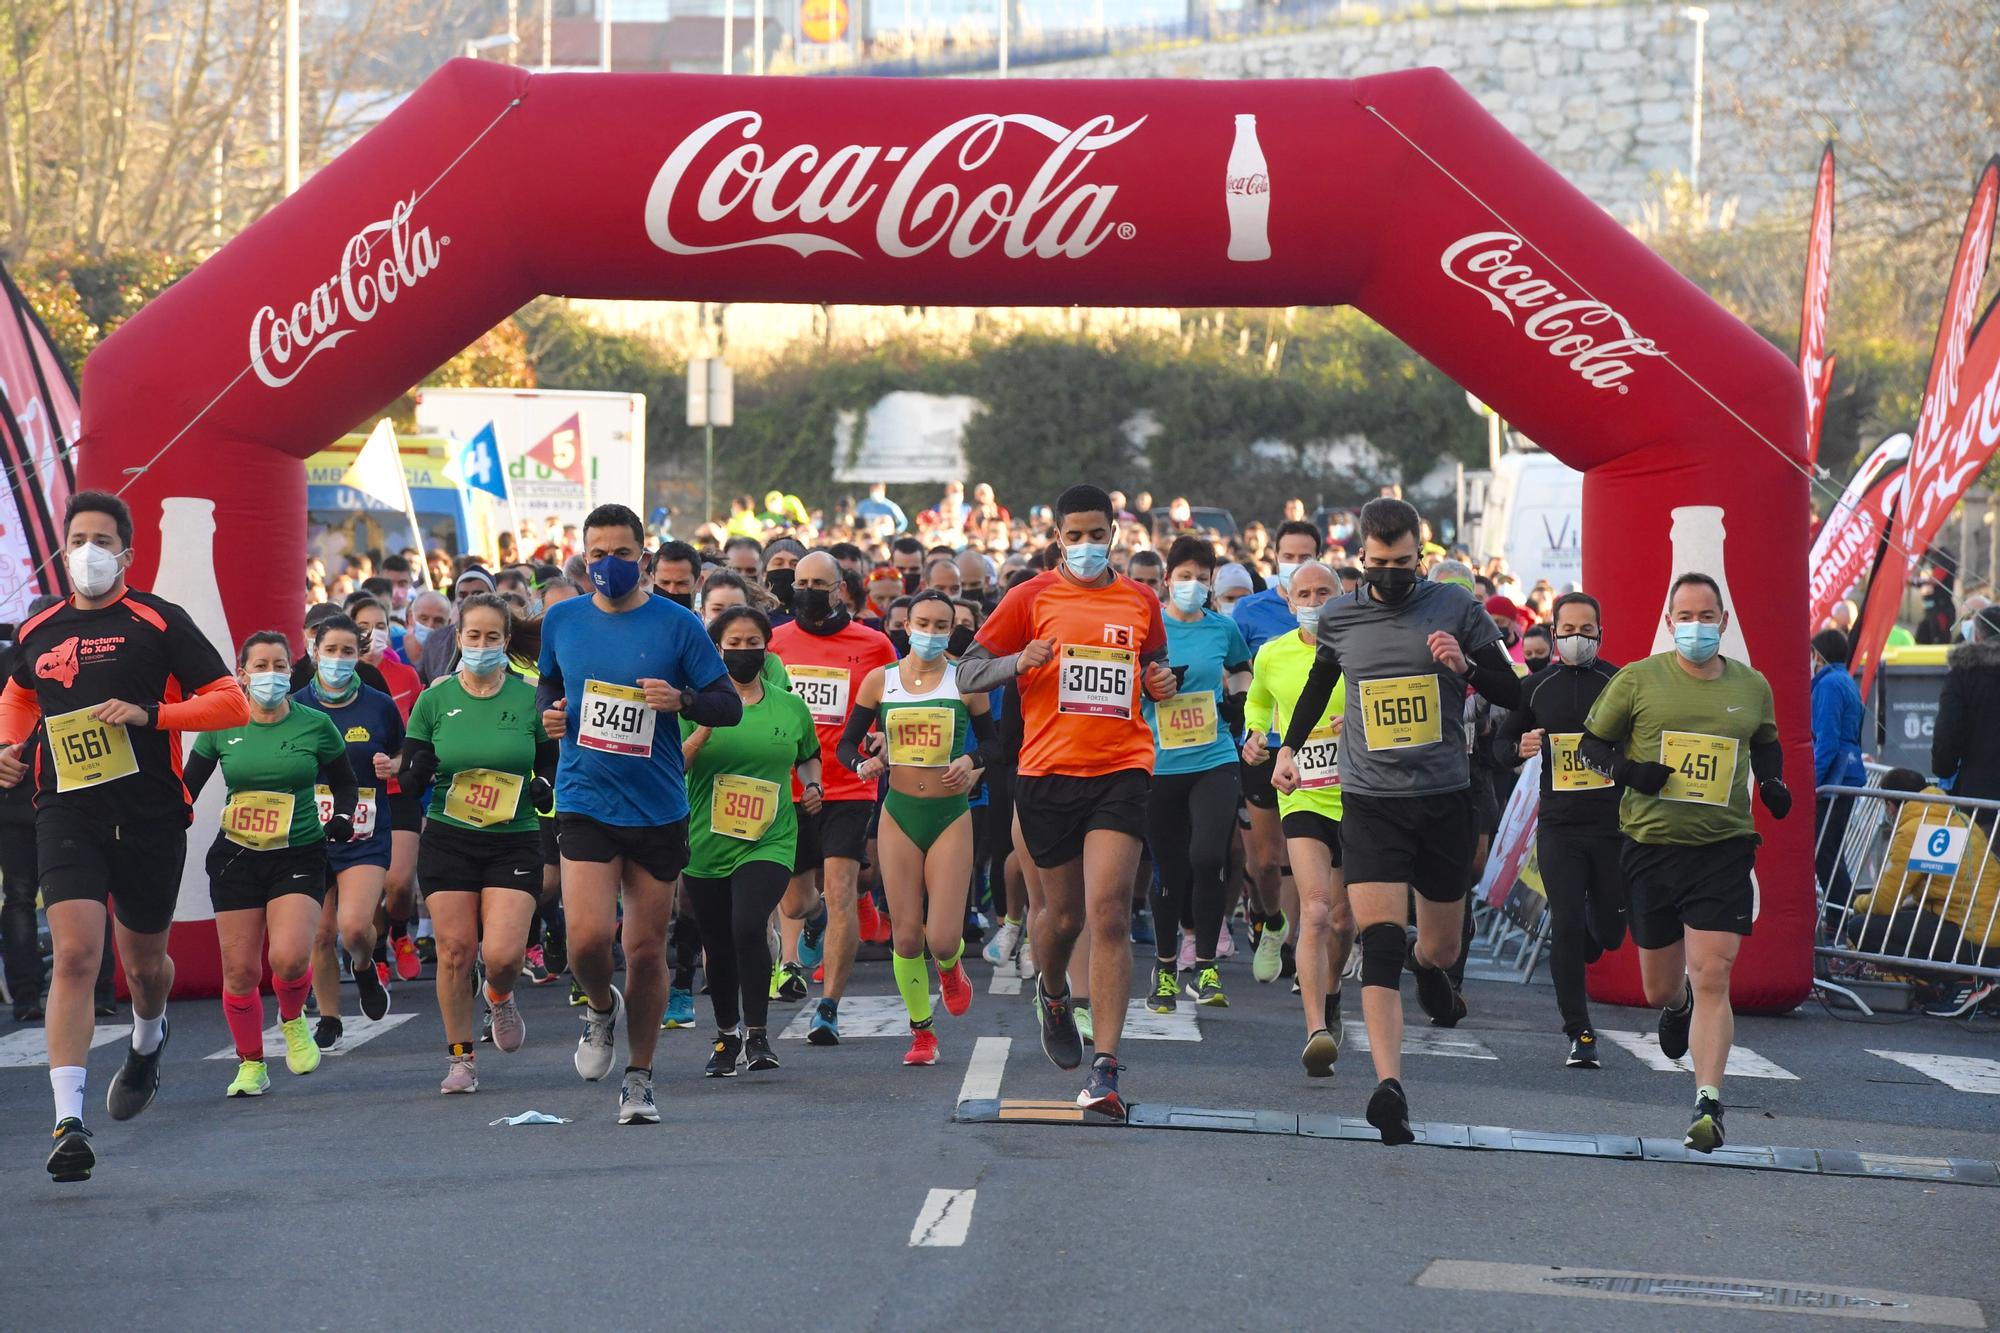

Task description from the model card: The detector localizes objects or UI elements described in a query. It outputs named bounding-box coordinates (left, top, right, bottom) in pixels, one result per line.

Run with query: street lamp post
left=283, top=0, right=299, bottom=194
left=1684, top=5, right=1709, bottom=194
left=601, top=0, right=613, bottom=71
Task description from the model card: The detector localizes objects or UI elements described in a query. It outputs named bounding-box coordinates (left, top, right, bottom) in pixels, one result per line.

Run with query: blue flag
left=456, top=421, right=509, bottom=501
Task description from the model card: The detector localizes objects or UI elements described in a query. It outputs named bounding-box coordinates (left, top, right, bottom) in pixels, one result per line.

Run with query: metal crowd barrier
left=1812, top=777, right=2000, bottom=1015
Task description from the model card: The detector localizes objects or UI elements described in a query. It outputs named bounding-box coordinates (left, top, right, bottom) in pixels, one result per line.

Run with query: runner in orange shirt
left=957, top=484, right=1173, bottom=1117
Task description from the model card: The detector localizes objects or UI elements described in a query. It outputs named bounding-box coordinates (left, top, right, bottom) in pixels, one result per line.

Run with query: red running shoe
left=391, top=934, right=421, bottom=981
left=938, top=960, right=972, bottom=1017
left=904, top=1027, right=939, bottom=1066
left=375, top=961, right=393, bottom=989
left=812, top=962, right=824, bottom=984
left=856, top=892, right=891, bottom=945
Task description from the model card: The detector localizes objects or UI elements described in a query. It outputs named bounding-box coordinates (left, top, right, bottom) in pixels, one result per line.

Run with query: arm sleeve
left=1465, top=641, right=1523, bottom=709
left=156, top=675, right=250, bottom=732
left=397, top=738, right=438, bottom=792
left=680, top=674, right=744, bottom=729
left=534, top=737, right=559, bottom=785
left=836, top=703, right=878, bottom=773
left=0, top=679, right=41, bottom=746
left=965, top=707, right=998, bottom=770
left=1244, top=650, right=1275, bottom=735
left=1279, top=644, right=1344, bottom=754
left=319, top=749, right=359, bottom=822
left=1751, top=737, right=1785, bottom=784
left=161, top=602, right=234, bottom=704
left=951, top=645, right=1023, bottom=695
left=535, top=616, right=561, bottom=708
left=1933, top=671, right=1965, bottom=780
left=182, top=749, right=218, bottom=800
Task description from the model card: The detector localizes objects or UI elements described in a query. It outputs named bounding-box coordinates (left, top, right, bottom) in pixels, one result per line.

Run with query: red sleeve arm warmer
left=0, top=680, right=42, bottom=746
left=156, top=675, right=250, bottom=732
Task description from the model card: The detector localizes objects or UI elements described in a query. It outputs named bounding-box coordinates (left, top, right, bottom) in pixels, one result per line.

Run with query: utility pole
left=601, top=0, right=613, bottom=71
left=283, top=0, right=300, bottom=194
left=724, top=0, right=734, bottom=74
left=755, top=0, right=766, bottom=72
left=997, top=0, right=1008, bottom=76
left=1684, top=5, right=1709, bottom=194
left=542, top=0, right=552, bottom=68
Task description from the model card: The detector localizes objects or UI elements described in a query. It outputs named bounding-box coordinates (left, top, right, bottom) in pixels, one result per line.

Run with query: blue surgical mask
left=1295, top=605, right=1322, bottom=636
left=407, top=622, right=433, bottom=648
left=1065, top=543, right=1110, bottom=580
left=589, top=554, right=642, bottom=600
left=1276, top=561, right=1303, bottom=590
left=460, top=645, right=509, bottom=676
left=1170, top=581, right=1209, bottom=613
left=246, top=672, right=290, bottom=706
left=317, top=655, right=357, bottom=690
left=908, top=630, right=951, bottom=661
left=1673, top=621, right=1722, bottom=664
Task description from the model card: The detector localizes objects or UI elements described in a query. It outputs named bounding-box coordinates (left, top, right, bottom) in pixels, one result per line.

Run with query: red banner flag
left=1799, top=144, right=1837, bottom=469
left=1855, top=159, right=1998, bottom=695
left=1808, top=432, right=1910, bottom=633
left=525, top=411, right=585, bottom=484
left=0, top=262, right=82, bottom=617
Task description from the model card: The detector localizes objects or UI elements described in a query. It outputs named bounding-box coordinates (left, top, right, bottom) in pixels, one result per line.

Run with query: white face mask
left=367, top=628, right=389, bottom=656
left=68, top=543, right=125, bottom=598
left=1554, top=633, right=1600, bottom=667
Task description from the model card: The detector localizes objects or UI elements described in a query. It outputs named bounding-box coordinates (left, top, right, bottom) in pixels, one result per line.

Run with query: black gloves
left=1759, top=779, right=1793, bottom=820
left=324, top=814, right=355, bottom=844
left=1623, top=760, right=1674, bottom=796
left=1219, top=692, right=1247, bottom=729
left=530, top=776, right=555, bottom=816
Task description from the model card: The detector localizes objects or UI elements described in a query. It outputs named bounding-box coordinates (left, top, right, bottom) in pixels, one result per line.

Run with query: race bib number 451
left=1058, top=645, right=1135, bottom=718
left=1659, top=731, right=1738, bottom=807
left=578, top=679, right=655, bottom=757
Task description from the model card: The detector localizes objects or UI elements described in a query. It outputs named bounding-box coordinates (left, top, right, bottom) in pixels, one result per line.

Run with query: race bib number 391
left=1058, top=645, right=1135, bottom=718
left=578, top=679, right=656, bottom=757
left=790, top=665, right=851, bottom=727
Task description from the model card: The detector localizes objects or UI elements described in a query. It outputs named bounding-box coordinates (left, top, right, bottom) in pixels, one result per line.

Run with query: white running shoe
left=983, top=920, right=1020, bottom=968
left=1016, top=936, right=1037, bottom=980
left=1251, top=915, right=1287, bottom=984
left=617, top=1068, right=659, bottom=1124
left=574, top=985, right=624, bottom=1081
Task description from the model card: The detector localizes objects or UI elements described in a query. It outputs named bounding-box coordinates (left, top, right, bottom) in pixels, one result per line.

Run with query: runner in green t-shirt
left=679, top=606, right=822, bottom=1077
left=1580, top=572, right=1790, bottom=1154
left=397, top=595, right=555, bottom=1095
left=184, top=632, right=358, bottom=1099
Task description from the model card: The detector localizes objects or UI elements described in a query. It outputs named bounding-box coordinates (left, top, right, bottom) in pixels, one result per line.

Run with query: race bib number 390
left=1358, top=675, right=1441, bottom=751
left=578, top=679, right=655, bottom=757
left=1058, top=645, right=1135, bottom=718
left=46, top=706, right=139, bottom=793
left=790, top=665, right=851, bottom=727
left=1659, top=731, right=1738, bottom=807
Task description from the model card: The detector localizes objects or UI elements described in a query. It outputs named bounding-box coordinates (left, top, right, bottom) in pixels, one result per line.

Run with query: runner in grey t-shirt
left=1271, top=498, right=1521, bottom=1147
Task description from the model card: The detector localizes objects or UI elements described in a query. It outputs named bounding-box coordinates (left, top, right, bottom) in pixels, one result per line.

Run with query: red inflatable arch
left=80, top=61, right=1811, bottom=1010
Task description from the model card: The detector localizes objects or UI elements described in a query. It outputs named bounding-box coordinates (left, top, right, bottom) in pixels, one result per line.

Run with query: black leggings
left=1537, top=831, right=1631, bottom=1036
left=682, top=860, right=791, bottom=1031
left=1146, top=764, right=1240, bottom=964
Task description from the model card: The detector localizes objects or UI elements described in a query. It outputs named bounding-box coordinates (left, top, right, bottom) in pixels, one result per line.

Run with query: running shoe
left=478, top=1008, right=494, bottom=1045
left=1409, top=945, right=1466, bottom=1029
left=390, top=932, right=422, bottom=981
left=856, top=892, right=890, bottom=945
left=1034, top=984, right=1084, bottom=1071
left=1176, top=933, right=1196, bottom=970
left=1077, top=1053, right=1126, bottom=1119
left=982, top=919, right=1020, bottom=968
left=1301, top=1026, right=1339, bottom=1078
left=806, top=1000, right=840, bottom=1046
left=106, top=1019, right=168, bottom=1122
left=1215, top=923, right=1236, bottom=960
left=568, top=977, right=588, bottom=1007
left=542, top=932, right=568, bottom=979
left=1366, top=1077, right=1415, bottom=1146
left=414, top=933, right=436, bottom=965
left=744, top=1030, right=780, bottom=1071
left=1280, top=940, right=1297, bottom=980
left=354, top=954, right=391, bottom=1022
left=1191, top=965, right=1228, bottom=1007
left=705, top=1031, right=744, bottom=1077
left=574, top=985, right=624, bottom=1081
left=1075, top=1003, right=1094, bottom=1047
left=618, top=1068, right=660, bottom=1123
left=46, top=1118, right=94, bottom=1182
left=1924, top=979, right=1996, bottom=1018
left=662, top=987, right=698, bottom=1029
left=519, top=945, right=550, bottom=987
left=1684, top=1093, right=1725, bottom=1154
left=1658, top=983, right=1693, bottom=1062
left=774, top=962, right=809, bottom=1003
left=1147, top=964, right=1179, bottom=1014
left=799, top=901, right=829, bottom=969
left=1252, top=914, right=1287, bottom=983
left=226, top=1059, right=271, bottom=1098
left=280, top=1016, right=321, bottom=1075
left=489, top=992, right=526, bottom=1053
left=1566, top=1030, right=1600, bottom=1069
left=1016, top=937, right=1036, bottom=980
left=317, top=1016, right=346, bottom=1052
left=904, top=1026, right=939, bottom=1066
left=938, top=960, right=972, bottom=1017
left=811, top=962, right=824, bottom=984
left=440, top=1054, right=477, bottom=1094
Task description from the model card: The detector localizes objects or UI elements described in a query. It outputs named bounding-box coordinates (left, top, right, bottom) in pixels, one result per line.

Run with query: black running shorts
left=1014, top=768, right=1150, bottom=870
left=206, top=840, right=328, bottom=914
left=1621, top=836, right=1757, bottom=948
left=555, top=812, right=689, bottom=884
left=1280, top=809, right=1343, bottom=867
left=38, top=807, right=187, bottom=935
left=1338, top=788, right=1476, bottom=903
left=1240, top=756, right=1278, bottom=811
left=420, top=822, right=543, bottom=895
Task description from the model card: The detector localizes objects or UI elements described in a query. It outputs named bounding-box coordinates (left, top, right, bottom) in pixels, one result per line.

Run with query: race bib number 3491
left=578, top=679, right=655, bottom=757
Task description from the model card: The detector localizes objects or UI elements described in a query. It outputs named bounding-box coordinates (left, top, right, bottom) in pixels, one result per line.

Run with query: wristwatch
left=144, top=702, right=161, bottom=729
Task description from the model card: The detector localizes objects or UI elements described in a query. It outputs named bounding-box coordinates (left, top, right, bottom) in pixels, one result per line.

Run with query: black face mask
left=1524, top=653, right=1550, bottom=672
left=661, top=590, right=693, bottom=609
left=765, top=568, right=796, bottom=610
left=796, top=586, right=834, bottom=622
left=947, top=625, right=976, bottom=658
left=887, top=629, right=911, bottom=656
left=1362, top=566, right=1420, bottom=604
left=962, top=585, right=986, bottom=605
left=722, top=648, right=766, bottom=684
left=901, top=570, right=922, bottom=594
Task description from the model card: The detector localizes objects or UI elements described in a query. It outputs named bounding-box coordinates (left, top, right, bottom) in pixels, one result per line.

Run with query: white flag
left=340, top=418, right=413, bottom=513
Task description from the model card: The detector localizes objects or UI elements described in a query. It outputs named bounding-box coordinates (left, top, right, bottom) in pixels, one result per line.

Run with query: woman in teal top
left=837, top=591, right=1000, bottom=1068
left=185, top=631, right=358, bottom=1099
left=680, top=605, right=822, bottom=1078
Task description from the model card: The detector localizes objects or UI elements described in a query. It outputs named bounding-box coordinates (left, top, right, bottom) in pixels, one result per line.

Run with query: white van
left=1466, top=449, right=1584, bottom=592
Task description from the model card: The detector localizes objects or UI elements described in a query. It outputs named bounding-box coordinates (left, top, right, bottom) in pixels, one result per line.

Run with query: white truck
left=1459, top=447, right=1584, bottom=592
left=412, top=387, right=646, bottom=533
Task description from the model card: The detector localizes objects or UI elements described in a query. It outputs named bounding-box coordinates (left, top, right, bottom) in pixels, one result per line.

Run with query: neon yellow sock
left=937, top=938, right=965, bottom=972
left=893, top=952, right=933, bottom=1025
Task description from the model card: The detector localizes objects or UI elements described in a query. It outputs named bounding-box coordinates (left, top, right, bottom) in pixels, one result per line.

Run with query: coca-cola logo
left=1439, top=231, right=1665, bottom=393
left=1228, top=173, right=1269, bottom=197
left=644, top=111, right=1144, bottom=262
left=249, top=196, right=446, bottom=389
left=1798, top=169, right=1835, bottom=433
left=1904, top=182, right=1997, bottom=536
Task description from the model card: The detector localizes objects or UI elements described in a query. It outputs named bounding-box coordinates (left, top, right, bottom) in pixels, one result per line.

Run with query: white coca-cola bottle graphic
left=151, top=497, right=234, bottom=927
left=1226, top=114, right=1271, bottom=263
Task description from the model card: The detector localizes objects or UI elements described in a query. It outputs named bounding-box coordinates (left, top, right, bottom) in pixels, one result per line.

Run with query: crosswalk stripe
left=0, top=1024, right=129, bottom=1068
left=777, top=994, right=1200, bottom=1040
left=988, top=971, right=1022, bottom=996
left=1596, top=1028, right=1798, bottom=1080
left=204, top=1013, right=415, bottom=1060
left=1340, top=1020, right=1496, bottom=1060
left=1868, top=1050, right=2000, bottom=1094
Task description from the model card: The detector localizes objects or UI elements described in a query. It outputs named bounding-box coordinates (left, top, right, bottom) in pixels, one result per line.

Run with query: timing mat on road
left=951, top=1099, right=2000, bottom=1189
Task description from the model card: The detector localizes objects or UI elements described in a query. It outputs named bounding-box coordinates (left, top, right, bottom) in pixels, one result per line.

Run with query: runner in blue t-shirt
left=536, top=503, right=741, bottom=1125
left=1142, top=537, right=1253, bottom=1012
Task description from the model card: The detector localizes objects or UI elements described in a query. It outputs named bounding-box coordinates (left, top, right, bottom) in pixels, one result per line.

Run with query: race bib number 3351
left=790, top=665, right=851, bottom=727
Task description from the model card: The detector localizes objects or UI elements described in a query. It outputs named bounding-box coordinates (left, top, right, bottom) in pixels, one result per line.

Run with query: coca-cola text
left=1439, top=231, right=1664, bottom=393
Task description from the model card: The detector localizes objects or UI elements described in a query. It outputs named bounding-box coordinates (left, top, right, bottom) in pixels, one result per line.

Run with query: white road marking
left=988, top=971, right=1021, bottom=996
left=909, top=1188, right=976, bottom=1247
left=1342, top=1020, right=1496, bottom=1060
left=0, top=1024, right=129, bottom=1068
left=1597, top=1029, right=1798, bottom=1080
left=1869, top=1050, right=2000, bottom=1094
left=205, top=1013, right=415, bottom=1059
left=1118, top=1000, right=1199, bottom=1041
left=778, top=994, right=930, bottom=1039
left=956, top=1036, right=1009, bottom=1105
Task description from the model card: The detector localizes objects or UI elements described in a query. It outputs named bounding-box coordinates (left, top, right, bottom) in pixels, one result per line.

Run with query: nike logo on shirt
left=1726, top=706, right=1744, bottom=713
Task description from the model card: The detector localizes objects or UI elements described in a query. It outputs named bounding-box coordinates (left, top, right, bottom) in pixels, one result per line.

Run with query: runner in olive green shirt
left=1580, top=572, right=1792, bottom=1155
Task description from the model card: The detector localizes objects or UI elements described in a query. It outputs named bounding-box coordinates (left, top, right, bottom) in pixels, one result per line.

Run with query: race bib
left=315, top=785, right=378, bottom=839
left=1058, top=645, right=1135, bottom=718
left=1295, top=723, right=1341, bottom=790
left=1157, top=693, right=1217, bottom=750
left=577, top=679, right=656, bottom=757
left=790, top=665, right=851, bottom=726
left=1548, top=734, right=1613, bottom=792
left=885, top=706, right=954, bottom=768
left=46, top=706, right=139, bottom=793
left=445, top=768, right=524, bottom=827
left=711, top=773, right=779, bottom=841
left=1358, top=675, right=1441, bottom=751
left=1659, top=731, right=1738, bottom=807
left=222, top=790, right=295, bottom=851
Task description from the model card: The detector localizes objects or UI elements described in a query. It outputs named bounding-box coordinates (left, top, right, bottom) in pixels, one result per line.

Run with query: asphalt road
left=3, top=934, right=1997, bottom=1331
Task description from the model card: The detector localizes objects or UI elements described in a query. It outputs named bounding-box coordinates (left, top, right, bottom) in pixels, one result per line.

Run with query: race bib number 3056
left=790, top=665, right=851, bottom=727
left=578, top=679, right=655, bottom=757
left=1058, top=645, right=1135, bottom=718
